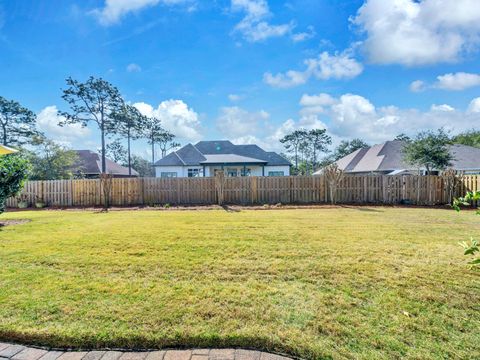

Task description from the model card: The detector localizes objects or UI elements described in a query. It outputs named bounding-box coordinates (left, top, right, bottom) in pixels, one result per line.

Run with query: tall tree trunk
left=100, top=121, right=106, bottom=173
left=151, top=138, right=155, bottom=166
left=127, top=129, right=131, bottom=176
left=294, top=147, right=298, bottom=173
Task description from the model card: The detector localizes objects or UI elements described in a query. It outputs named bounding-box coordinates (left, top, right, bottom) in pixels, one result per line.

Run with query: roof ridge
left=173, top=151, right=186, bottom=165
left=375, top=142, right=389, bottom=170
left=191, top=143, right=206, bottom=157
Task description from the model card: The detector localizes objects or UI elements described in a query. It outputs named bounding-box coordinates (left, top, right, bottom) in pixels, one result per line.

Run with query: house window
left=268, top=171, right=284, bottom=176
left=227, top=168, right=238, bottom=177
left=241, top=168, right=251, bottom=176
left=188, top=168, right=201, bottom=177
left=160, top=172, right=177, bottom=178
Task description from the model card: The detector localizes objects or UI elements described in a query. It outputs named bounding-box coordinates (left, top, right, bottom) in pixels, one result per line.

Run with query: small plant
left=459, top=238, right=479, bottom=266
left=453, top=191, right=480, bottom=214
left=16, top=194, right=29, bottom=209
left=1, top=154, right=30, bottom=214
left=163, top=203, right=171, bottom=209
left=453, top=191, right=480, bottom=267
left=100, top=173, right=114, bottom=211
left=35, top=195, right=47, bottom=208
left=324, top=164, right=344, bottom=205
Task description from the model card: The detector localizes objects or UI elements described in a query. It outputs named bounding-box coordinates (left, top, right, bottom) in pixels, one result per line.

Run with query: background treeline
left=2, top=76, right=480, bottom=180
left=0, top=76, right=179, bottom=180
left=280, top=128, right=480, bottom=175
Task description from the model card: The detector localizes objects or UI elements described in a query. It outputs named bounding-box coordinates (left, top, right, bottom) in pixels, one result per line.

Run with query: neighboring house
left=73, top=150, right=139, bottom=178
left=154, top=140, right=291, bottom=178
left=314, top=140, right=480, bottom=175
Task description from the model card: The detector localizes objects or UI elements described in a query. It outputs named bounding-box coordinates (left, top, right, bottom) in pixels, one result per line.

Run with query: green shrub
left=453, top=191, right=480, bottom=266
left=0, top=154, right=30, bottom=214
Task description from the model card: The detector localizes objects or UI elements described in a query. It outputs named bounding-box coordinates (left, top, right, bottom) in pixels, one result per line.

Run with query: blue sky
left=1, top=0, right=480, bottom=158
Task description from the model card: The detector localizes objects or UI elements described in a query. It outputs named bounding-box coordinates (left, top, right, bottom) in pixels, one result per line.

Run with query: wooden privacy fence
left=5, top=174, right=480, bottom=208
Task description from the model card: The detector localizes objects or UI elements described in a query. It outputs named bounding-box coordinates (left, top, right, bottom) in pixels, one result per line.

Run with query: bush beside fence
left=5, top=174, right=479, bottom=208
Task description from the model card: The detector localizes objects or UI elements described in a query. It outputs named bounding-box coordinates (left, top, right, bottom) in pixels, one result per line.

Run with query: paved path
left=0, top=343, right=293, bottom=360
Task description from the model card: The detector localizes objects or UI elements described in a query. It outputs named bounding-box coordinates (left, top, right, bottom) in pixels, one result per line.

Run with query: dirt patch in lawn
left=0, top=219, right=30, bottom=227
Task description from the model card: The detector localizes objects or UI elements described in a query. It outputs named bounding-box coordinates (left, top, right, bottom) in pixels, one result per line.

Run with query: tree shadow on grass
left=339, top=205, right=384, bottom=213
left=221, top=205, right=241, bottom=213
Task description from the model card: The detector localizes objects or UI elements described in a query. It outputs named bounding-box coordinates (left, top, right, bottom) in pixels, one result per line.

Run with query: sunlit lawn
left=0, top=208, right=479, bottom=359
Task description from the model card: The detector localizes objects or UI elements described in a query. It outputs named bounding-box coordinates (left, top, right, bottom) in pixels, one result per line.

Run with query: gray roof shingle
left=194, top=141, right=236, bottom=154
left=73, top=150, right=139, bottom=176
left=175, top=143, right=206, bottom=165
left=154, top=151, right=185, bottom=166
left=154, top=140, right=291, bottom=167
left=450, top=144, right=480, bottom=170
left=200, top=154, right=267, bottom=164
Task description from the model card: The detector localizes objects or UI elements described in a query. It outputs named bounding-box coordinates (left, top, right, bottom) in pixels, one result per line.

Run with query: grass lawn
left=0, top=207, right=479, bottom=359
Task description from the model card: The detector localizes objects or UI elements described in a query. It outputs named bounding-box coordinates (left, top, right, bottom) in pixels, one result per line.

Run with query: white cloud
left=306, top=52, right=363, bottom=80
left=216, top=106, right=270, bottom=138
left=352, top=0, right=480, bottom=66
left=226, top=115, right=327, bottom=152
left=259, top=115, right=329, bottom=152
left=228, top=94, right=243, bottom=102
left=299, top=93, right=336, bottom=115
left=299, top=92, right=480, bottom=143
left=299, top=93, right=336, bottom=107
left=230, top=134, right=273, bottom=150
left=215, top=105, right=329, bottom=152
left=434, top=72, right=480, bottom=90
left=134, top=99, right=202, bottom=142
left=92, top=0, right=191, bottom=26
left=37, top=106, right=90, bottom=146
left=431, top=104, right=455, bottom=112
left=411, top=72, right=480, bottom=92
left=467, top=97, right=480, bottom=113
left=263, top=70, right=308, bottom=88
left=231, top=0, right=294, bottom=42
left=126, top=63, right=142, bottom=72
left=409, top=80, right=426, bottom=93
left=264, top=51, right=363, bottom=88
left=291, top=26, right=316, bottom=42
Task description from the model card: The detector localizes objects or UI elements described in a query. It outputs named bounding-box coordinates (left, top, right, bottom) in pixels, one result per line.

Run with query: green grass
left=0, top=208, right=479, bottom=359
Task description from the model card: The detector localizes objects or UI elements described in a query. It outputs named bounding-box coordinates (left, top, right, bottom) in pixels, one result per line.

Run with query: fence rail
left=6, top=175, right=479, bottom=208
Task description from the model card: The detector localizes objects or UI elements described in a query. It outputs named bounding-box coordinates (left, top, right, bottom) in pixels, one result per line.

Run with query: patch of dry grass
left=0, top=208, right=479, bottom=359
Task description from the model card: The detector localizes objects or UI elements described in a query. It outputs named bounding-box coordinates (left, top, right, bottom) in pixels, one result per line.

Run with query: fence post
left=40, top=181, right=44, bottom=204
left=251, top=176, right=258, bottom=204
left=382, top=176, right=387, bottom=204
left=140, top=177, right=145, bottom=206
left=363, top=176, right=367, bottom=203
left=69, top=179, right=73, bottom=207
left=215, top=171, right=225, bottom=205
left=289, top=176, right=294, bottom=203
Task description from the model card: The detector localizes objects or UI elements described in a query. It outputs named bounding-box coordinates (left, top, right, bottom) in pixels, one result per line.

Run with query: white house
left=154, top=140, right=291, bottom=178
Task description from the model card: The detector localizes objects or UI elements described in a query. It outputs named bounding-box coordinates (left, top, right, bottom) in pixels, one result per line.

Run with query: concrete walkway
left=0, top=343, right=293, bottom=360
